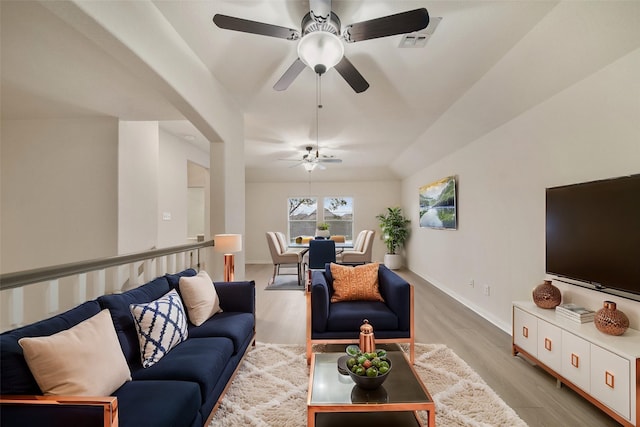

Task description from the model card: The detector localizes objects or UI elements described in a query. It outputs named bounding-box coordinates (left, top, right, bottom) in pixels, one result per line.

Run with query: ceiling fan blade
left=273, top=58, right=307, bottom=91
left=317, top=158, right=342, bottom=164
left=334, top=57, right=369, bottom=93
left=213, top=14, right=300, bottom=40
left=343, top=8, right=429, bottom=43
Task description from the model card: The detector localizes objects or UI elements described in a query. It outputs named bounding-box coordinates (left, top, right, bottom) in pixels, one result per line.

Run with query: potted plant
left=316, top=222, right=330, bottom=238
left=376, top=207, right=410, bottom=269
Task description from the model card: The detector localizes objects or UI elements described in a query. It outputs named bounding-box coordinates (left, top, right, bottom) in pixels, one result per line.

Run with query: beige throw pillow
left=179, top=270, right=222, bottom=326
left=18, top=309, right=131, bottom=396
left=330, top=262, right=384, bottom=303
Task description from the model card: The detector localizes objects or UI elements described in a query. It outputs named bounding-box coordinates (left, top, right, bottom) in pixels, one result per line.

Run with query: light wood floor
left=248, top=263, right=622, bottom=426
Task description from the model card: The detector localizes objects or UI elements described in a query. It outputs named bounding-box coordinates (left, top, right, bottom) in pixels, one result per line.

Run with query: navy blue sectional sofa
left=0, top=269, right=255, bottom=427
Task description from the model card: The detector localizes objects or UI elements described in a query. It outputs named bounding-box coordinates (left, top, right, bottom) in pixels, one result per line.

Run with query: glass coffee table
left=307, top=351, right=435, bottom=427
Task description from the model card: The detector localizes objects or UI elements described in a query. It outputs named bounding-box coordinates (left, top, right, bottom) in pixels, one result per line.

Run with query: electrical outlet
left=483, top=285, right=490, bottom=296
left=468, top=279, right=474, bottom=287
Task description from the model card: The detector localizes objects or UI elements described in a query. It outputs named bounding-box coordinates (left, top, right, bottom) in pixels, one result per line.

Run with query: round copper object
left=594, top=301, right=629, bottom=336
left=359, top=319, right=376, bottom=354
left=532, top=280, right=561, bottom=309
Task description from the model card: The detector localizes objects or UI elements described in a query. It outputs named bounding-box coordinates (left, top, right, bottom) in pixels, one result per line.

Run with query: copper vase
left=359, top=319, right=376, bottom=354
left=594, top=301, right=629, bottom=336
left=532, top=280, right=561, bottom=309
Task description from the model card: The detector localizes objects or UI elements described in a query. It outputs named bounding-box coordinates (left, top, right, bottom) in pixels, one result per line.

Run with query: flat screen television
left=546, top=174, right=640, bottom=302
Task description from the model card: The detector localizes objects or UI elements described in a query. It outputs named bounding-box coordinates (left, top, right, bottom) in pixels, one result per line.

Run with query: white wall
left=210, top=127, right=246, bottom=281
left=42, top=0, right=247, bottom=280
left=157, top=128, right=210, bottom=248
left=246, top=180, right=401, bottom=264
left=118, top=124, right=212, bottom=252
left=402, top=49, right=640, bottom=332
left=0, top=118, right=215, bottom=273
left=187, top=161, right=208, bottom=239
left=118, top=121, right=159, bottom=254
left=1, top=118, right=118, bottom=273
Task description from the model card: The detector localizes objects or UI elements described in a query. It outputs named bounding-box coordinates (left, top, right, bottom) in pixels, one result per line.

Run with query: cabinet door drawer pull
left=571, top=353, right=579, bottom=368
left=605, top=371, right=615, bottom=389
left=522, top=326, right=528, bottom=338
left=544, top=337, right=552, bottom=351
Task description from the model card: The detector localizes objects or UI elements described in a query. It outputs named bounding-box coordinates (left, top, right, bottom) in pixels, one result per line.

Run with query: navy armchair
left=306, top=264, right=414, bottom=363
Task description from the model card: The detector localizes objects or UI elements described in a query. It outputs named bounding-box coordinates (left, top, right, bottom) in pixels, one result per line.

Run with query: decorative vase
left=359, top=319, right=376, bottom=354
left=594, top=301, right=629, bottom=336
left=316, top=229, right=330, bottom=238
left=532, top=280, right=561, bottom=309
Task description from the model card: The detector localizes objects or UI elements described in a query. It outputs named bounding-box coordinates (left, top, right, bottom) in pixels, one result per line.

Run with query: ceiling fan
left=282, top=145, right=342, bottom=172
left=213, top=0, right=430, bottom=93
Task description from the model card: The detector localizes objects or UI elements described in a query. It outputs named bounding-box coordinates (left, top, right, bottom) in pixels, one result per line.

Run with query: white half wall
left=1, top=118, right=118, bottom=272
left=402, top=49, right=640, bottom=333
left=246, top=180, right=402, bottom=265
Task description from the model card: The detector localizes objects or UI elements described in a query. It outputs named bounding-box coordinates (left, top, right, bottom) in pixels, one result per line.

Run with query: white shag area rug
left=210, top=342, right=527, bottom=427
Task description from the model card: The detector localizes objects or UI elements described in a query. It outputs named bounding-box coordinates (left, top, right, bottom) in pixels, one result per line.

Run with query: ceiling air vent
left=399, top=17, right=442, bottom=48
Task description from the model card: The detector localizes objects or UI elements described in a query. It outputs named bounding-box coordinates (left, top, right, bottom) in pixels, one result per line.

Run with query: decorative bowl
left=347, top=359, right=392, bottom=390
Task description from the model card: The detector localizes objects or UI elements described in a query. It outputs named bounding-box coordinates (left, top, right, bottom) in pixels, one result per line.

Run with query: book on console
left=555, top=309, right=594, bottom=323
left=556, top=303, right=595, bottom=320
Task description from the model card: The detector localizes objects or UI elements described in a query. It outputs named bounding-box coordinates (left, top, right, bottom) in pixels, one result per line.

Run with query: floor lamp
left=214, top=234, right=242, bottom=281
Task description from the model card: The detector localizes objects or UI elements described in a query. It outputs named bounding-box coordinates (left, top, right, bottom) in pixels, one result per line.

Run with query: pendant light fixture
left=297, top=31, right=344, bottom=76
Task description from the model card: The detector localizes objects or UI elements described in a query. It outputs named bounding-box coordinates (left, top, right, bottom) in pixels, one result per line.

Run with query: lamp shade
left=214, top=234, right=242, bottom=254
left=297, top=31, right=344, bottom=74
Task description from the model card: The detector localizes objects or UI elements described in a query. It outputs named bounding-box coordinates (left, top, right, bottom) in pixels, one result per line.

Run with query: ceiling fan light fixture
left=303, top=162, right=317, bottom=172
left=297, top=31, right=344, bottom=74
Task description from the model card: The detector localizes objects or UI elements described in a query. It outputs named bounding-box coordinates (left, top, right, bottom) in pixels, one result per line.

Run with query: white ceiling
left=2, top=1, right=638, bottom=182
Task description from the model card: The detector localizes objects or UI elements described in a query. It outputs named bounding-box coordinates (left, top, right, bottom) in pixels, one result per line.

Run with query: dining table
left=288, top=241, right=353, bottom=256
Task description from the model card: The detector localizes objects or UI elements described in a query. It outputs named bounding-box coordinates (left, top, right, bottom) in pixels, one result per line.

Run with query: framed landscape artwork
left=419, top=176, right=457, bottom=229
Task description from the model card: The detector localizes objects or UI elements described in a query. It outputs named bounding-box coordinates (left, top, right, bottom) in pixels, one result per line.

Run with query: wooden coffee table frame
left=307, top=351, right=435, bottom=427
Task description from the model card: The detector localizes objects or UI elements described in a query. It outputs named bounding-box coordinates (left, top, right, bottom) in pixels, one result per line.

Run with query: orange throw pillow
left=330, top=262, right=384, bottom=303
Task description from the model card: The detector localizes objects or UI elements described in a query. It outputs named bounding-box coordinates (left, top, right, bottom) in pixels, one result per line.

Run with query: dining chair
left=308, top=239, right=336, bottom=270
left=338, top=230, right=375, bottom=264
left=266, top=232, right=303, bottom=286
left=302, top=239, right=336, bottom=285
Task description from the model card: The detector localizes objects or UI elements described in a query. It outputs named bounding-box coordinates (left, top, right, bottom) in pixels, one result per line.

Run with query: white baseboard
left=416, top=271, right=512, bottom=335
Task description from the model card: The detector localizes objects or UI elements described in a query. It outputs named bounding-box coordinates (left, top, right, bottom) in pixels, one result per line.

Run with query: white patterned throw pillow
left=130, top=289, right=188, bottom=368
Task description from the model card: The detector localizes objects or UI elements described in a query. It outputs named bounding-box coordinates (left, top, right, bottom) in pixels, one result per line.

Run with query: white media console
left=512, top=301, right=640, bottom=426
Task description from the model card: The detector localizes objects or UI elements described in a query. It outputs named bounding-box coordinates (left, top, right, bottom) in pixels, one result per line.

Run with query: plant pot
left=316, top=229, right=330, bottom=238
left=384, top=254, right=402, bottom=270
